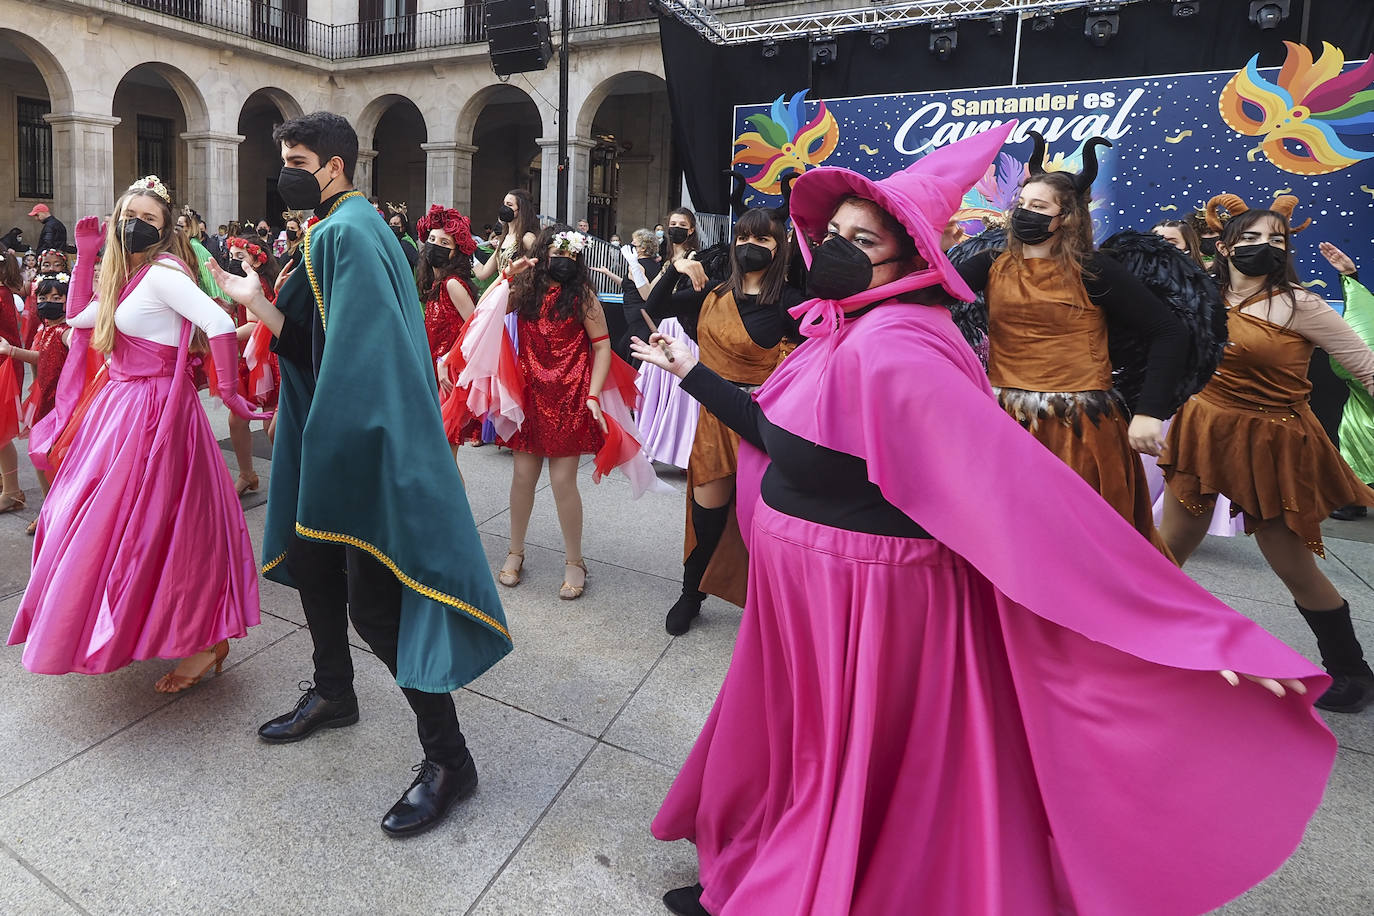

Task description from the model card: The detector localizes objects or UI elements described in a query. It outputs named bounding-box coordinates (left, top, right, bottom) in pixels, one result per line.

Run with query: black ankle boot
left=1298, top=601, right=1374, bottom=713
left=666, top=502, right=729, bottom=636
left=1329, top=504, right=1368, bottom=521
left=663, top=883, right=709, bottom=916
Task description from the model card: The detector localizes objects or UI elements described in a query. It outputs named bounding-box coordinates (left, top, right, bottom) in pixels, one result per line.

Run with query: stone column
left=355, top=148, right=379, bottom=200
left=420, top=141, right=478, bottom=212
left=537, top=137, right=595, bottom=225
left=44, top=112, right=120, bottom=223
left=181, top=131, right=244, bottom=227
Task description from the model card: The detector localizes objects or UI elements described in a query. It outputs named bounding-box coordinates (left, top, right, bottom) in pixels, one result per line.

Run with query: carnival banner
left=732, top=41, right=1374, bottom=291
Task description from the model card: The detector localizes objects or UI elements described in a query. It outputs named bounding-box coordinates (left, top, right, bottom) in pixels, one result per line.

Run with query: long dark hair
left=1212, top=209, right=1302, bottom=317
left=502, top=188, right=538, bottom=249
left=511, top=226, right=598, bottom=323
left=417, top=246, right=475, bottom=303
left=665, top=206, right=700, bottom=257
left=1153, top=218, right=1204, bottom=268
left=716, top=208, right=790, bottom=305
left=0, top=252, right=24, bottom=297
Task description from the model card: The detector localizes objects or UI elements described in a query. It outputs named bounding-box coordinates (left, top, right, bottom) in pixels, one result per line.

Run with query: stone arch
left=236, top=88, right=305, bottom=227
left=241, top=86, right=305, bottom=123
left=112, top=61, right=210, bottom=134
left=574, top=70, right=666, bottom=138
left=356, top=93, right=432, bottom=150
left=0, top=29, right=75, bottom=112
left=456, top=83, right=543, bottom=147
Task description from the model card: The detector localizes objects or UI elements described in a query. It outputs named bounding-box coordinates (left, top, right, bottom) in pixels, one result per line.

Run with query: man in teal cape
left=210, top=111, right=511, bottom=838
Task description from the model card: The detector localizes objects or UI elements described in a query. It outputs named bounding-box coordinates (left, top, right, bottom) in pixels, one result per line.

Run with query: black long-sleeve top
left=956, top=250, right=1186, bottom=420
left=269, top=191, right=350, bottom=378
left=679, top=362, right=930, bottom=538
left=643, top=260, right=804, bottom=350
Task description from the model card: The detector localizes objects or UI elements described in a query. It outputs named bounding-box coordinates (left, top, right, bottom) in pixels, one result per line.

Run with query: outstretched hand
left=207, top=259, right=265, bottom=308
left=1318, top=242, right=1357, bottom=277
left=1219, top=670, right=1308, bottom=698
left=630, top=333, right=696, bottom=379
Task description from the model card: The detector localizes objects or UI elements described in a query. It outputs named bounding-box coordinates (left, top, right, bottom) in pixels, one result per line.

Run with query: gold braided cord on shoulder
left=262, top=550, right=287, bottom=574
left=294, top=522, right=512, bottom=640
left=302, top=190, right=365, bottom=332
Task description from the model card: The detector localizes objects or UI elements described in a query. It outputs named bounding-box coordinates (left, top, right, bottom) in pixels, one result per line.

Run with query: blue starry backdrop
left=732, top=47, right=1374, bottom=296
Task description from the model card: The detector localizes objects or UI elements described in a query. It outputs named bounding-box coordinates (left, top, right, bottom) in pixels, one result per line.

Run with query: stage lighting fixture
left=986, top=16, right=1007, bottom=37
left=1171, top=0, right=1200, bottom=17
left=1031, top=14, right=1056, bottom=32
left=1084, top=6, right=1120, bottom=47
left=1248, top=0, right=1289, bottom=30
left=869, top=29, right=890, bottom=51
left=810, top=36, right=837, bottom=67
left=761, top=39, right=778, bottom=60
left=929, top=23, right=957, bottom=62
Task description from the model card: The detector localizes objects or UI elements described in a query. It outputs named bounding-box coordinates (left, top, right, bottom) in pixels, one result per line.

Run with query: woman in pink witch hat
left=633, top=122, right=1335, bottom=916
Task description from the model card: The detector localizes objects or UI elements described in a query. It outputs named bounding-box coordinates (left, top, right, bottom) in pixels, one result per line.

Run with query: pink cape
left=653, top=301, right=1336, bottom=915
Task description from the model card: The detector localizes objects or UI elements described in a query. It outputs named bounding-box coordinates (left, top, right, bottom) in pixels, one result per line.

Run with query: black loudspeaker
left=486, top=0, right=553, bottom=76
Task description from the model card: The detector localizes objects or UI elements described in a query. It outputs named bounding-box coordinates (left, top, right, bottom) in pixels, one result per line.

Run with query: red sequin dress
left=425, top=276, right=481, bottom=445
left=24, top=321, right=68, bottom=426
left=506, top=284, right=605, bottom=457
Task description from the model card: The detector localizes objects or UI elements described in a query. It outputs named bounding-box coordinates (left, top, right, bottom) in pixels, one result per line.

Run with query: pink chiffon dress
left=8, top=257, right=261, bottom=674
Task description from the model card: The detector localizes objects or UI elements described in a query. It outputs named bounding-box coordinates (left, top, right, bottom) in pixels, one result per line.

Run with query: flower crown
left=37, top=272, right=70, bottom=287
left=416, top=204, right=477, bottom=256
left=227, top=236, right=267, bottom=265
left=551, top=231, right=586, bottom=255
left=131, top=175, right=172, bottom=205
left=39, top=248, right=66, bottom=261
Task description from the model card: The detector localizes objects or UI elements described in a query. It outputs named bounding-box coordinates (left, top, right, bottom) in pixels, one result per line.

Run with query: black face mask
left=121, top=218, right=162, bottom=254
left=548, top=257, right=578, bottom=284
left=1199, top=236, right=1219, bottom=257
left=1228, top=243, right=1288, bottom=278
left=806, top=234, right=900, bottom=301
left=735, top=242, right=774, bottom=274
left=1010, top=208, right=1058, bottom=246
left=37, top=301, right=65, bottom=320
left=667, top=226, right=690, bottom=245
left=391, top=225, right=404, bottom=239
left=423, top=243, right=451, bottom=267
left=277, top=162, right=335, bottom=211
left=498, top=205, right=516, bottom=224
left=226, top=258, right=247, bottom=277
left=285, top=229, right=299, bottom=241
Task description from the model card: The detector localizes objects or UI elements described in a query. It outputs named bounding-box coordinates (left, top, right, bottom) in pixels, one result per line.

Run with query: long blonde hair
left=94, top=187, right=198, bottom=353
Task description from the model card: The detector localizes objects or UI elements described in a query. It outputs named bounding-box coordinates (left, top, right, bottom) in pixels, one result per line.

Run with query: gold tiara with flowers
left=131, top=175, right=172, bottom=204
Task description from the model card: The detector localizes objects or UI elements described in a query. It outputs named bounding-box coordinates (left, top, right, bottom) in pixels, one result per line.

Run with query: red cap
left=28, top=204, right=50, bottom=218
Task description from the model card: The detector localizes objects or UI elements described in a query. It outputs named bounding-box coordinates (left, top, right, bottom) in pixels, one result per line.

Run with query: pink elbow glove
left=69, top=216, right=104, bottom=319
left=209, top=332, right=271, bottom=421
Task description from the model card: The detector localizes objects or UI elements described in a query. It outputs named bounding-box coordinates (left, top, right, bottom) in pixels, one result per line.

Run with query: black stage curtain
left=660, top=0, right=1374, bottom=214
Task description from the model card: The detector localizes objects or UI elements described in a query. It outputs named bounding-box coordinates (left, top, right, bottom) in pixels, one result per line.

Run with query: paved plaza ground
left=1, top=396, right=1372, bottom=915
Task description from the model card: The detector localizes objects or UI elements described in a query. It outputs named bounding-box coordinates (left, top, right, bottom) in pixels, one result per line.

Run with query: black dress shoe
left=381, top=756, right=478, bottom=838
left=663, top=883, right=709, bottom=916
left=257, top=683, right=360, bottom=744
left=1314, top=673, right=1374, bottom=713
left=1329, top=504, right=1368, bottom=521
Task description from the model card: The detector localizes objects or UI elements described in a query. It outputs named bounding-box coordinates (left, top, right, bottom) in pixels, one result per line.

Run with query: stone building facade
left=0, top=0, right=681, bottom=241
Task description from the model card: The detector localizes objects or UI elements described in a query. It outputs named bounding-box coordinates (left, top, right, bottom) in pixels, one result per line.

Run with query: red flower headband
left=227, top=237, right=267, bottom=266
left=416, top=204, right=477, bottom=256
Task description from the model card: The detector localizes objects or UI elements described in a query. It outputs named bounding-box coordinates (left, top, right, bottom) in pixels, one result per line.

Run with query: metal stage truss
left=656, top=0, right=1152, bottom=45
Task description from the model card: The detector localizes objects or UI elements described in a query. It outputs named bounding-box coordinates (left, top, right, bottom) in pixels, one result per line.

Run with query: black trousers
left=285, top=534, right=468, bottom=767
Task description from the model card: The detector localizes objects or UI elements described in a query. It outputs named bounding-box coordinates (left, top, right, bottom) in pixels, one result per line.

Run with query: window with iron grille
left=17, top=97, right=53, bottom=199
left=137, top=115, right=175, bottom=186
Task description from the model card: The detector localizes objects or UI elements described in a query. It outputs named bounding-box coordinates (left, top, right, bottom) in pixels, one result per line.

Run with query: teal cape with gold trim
left=1332, top=275, right=1374, bottom=484
left=262, top=192, right=511, bottom=692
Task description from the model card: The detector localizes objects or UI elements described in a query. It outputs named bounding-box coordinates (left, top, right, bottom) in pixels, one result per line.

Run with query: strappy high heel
left=154, top=641, right=229, bottom=694
left=498, top=551, right=524, bottom=587
left=560, top=559, right=588, bottom=600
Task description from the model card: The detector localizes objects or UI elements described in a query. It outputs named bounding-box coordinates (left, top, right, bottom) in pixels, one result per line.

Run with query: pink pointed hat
left=789, top=120, right=1018, bottom=303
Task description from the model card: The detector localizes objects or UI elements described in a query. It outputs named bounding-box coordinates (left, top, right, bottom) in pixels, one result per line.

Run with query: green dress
left=263, top=191, right=512, bottom=692
left=1331, top=274, right=1374, bottom=484
left=188, top=237, right=225, bottom=301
